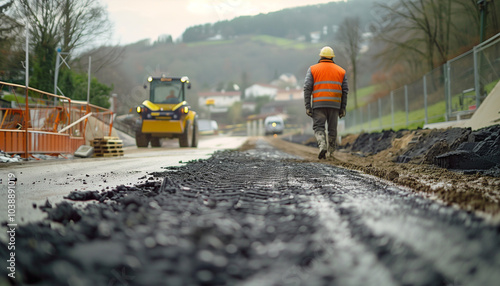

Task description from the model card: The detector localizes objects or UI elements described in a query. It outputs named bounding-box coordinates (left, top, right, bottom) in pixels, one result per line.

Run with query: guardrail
left=0, top=81, right=113, bottom=158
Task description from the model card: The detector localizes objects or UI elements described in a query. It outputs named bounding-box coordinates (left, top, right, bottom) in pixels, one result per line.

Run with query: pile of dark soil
left=347, top=129, right=407, bottom=155
left=338, top=125, right=500, bottom=177
left=435, top=125, right=500, bottom=176
left=395, top=128, right=470, bottom=164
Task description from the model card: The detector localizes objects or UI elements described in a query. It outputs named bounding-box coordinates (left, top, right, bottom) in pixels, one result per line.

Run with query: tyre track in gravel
left=2, top=139, right=500, bottom=285
left=242, top=141, right=500, bottom=286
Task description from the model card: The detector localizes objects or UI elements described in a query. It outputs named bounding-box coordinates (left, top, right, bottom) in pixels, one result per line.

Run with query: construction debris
left=0, top=150, right=21, bottom=163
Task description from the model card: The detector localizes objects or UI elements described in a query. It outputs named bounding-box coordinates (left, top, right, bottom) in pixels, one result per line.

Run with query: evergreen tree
left=71, top=72, right=113, bottom=108
left=30, top=39, right=57, bottom=92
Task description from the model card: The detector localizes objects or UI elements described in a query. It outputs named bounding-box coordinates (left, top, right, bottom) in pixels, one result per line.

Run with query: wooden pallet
left=93, top=144, right=123, bottom=150
left=94, top=152, right=124, bottom=157
left=91, top=137, right=124, bottom=157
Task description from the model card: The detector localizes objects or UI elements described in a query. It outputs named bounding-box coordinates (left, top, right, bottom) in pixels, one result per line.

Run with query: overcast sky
left=101, top=0, right=338, bottom=44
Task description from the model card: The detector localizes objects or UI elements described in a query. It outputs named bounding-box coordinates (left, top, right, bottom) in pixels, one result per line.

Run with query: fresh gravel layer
left=2, top=140, right=500, bottom=285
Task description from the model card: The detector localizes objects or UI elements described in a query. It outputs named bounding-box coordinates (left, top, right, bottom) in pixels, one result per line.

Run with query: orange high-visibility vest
left=310, top=60, right=346, bottom=105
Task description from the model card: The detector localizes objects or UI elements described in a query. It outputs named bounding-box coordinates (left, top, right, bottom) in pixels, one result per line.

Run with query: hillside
left=182, top=0, right=378, bottom=42
left=93, top=0, right=382, bottom=115
left=96, top=36, right=328, bottom=114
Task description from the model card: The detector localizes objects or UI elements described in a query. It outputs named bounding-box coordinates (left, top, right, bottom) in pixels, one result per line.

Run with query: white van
left=264, top=116, right=284, bottom=135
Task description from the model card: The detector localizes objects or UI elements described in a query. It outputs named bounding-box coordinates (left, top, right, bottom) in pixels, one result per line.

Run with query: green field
left=2, top=93, right=49, bottom=105
left=185, top=39, right=236, bottom=47
left=346, top=85, right=378, bottom=111
left=251, top=35, right=318, bottom=50
left=185, top=35, right=318, bottom=50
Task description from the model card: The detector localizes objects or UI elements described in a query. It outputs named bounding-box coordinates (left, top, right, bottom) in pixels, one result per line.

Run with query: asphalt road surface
left=1, top=137, right=499, bottom=285
left=0, top=136, right=248, bottom=225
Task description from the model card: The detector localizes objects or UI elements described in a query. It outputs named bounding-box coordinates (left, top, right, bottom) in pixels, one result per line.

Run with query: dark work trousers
left=312, top=107, right=339, bottom=140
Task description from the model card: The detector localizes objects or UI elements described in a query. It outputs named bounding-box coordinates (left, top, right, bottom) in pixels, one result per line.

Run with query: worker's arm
left=341, top=73, right=349, bottom=111
left=303, top=68, right=314, bottom=110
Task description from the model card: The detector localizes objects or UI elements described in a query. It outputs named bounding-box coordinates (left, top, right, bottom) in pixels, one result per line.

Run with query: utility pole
left=87, top=56, right=91, bottom=106
left=24, top=23, right=29, bottom=159
left=54, top=47, right=61, bottom=96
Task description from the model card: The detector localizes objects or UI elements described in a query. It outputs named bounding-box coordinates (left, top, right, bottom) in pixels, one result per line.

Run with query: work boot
left=315, top=131, right=327, bottom=159
left=327, top=136, right=336, bottom=159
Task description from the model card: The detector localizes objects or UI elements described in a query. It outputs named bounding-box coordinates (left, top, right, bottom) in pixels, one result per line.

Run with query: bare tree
left=74, top=45, right=125, bottom=74
left=59, top=0, right=112, bottom=54
left=0, top=1, right=19, bottom=39
left=337, top=16, right=363, bottom=110
left=373, top=0, right=487, bottom=81
left=14, top=0, right=115, bottom=92
left=15, top=0, right=112, bottom=55
left=375, top=0, right=453, bottom=74
left=0, top=0, right=23, bottom=80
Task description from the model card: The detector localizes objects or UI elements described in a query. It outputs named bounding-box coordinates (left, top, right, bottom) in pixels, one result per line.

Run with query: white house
left=244, top=84, right=278, bottom=100
left=275, top=87, right=303, bottom=101
left=198, top=91, right=241, bottom=113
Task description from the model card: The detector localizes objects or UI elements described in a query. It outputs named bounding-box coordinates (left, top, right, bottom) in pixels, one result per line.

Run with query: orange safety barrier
left=0, top=129, right=85, bottom=154
left=0, top=80, right=113, bottom=158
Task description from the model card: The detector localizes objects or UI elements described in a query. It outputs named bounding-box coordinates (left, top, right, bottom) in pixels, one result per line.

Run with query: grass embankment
left=1, top=94, right=40, bottom=105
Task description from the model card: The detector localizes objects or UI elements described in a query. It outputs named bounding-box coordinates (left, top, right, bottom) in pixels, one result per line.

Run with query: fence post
left=423, top=74, right=428, bottom=125
left=444, top=63, right=450, bottom=121
left=368, top=103, right=372, bottom=131
left=390, top=91, right=394, bottom=129
left=473, top=45, right=481, bottom=110
left=378, top=98, right=382, bottom=129
left=405, top=85, right=409, bottom=127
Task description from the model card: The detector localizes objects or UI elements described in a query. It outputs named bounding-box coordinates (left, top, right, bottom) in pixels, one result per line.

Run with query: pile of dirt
left=395, top=128, right=470, bottom=164
left=348, top=129, right=407, bottom=155
left=338, top=125, right=500, bottom=177
left=435, top=125, right=500, bottom=177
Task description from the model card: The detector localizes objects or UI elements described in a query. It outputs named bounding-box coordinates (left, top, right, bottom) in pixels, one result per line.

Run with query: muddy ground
left=274, top=124, right=500, bottom=221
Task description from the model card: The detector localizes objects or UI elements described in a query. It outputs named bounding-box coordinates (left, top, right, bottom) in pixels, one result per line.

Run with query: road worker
left=303, top=46, right=348, bottom=159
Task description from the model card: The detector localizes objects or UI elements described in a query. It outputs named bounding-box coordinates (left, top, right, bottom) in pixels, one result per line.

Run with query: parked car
left=264, top=116, right=284, bottom=135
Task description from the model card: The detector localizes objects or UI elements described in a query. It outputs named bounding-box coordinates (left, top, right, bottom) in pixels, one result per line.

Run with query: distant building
left=197, top=90, right=241, bottom=113
left=242, top=101, right=256, bottom=113
left=310, top=31, right=321, bottom=43
left=270, top=73, right=298, bottom=88
left=275, top=87, right=303, bottom=101
left=244, top=84, right=278, bottom=100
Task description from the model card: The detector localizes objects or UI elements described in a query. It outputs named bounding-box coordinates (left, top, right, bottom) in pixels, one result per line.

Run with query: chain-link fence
left=343, top=32, right=500, bottom=134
